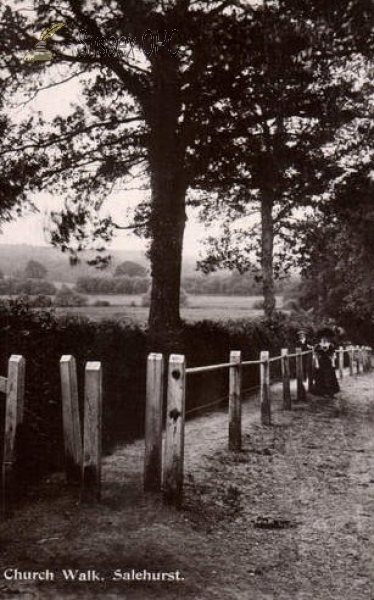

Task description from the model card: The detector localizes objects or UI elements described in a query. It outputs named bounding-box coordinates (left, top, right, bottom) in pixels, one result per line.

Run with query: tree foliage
left=76, top=275, right=149, bottom=294
left=24, top=259, right=48, bottom=279
left=195, top=1, right=374, bottom=319
left=113, top=261, right=147, bottom=278
left=54, top=284, right=87, bottom=307
left=1, top=0, right=374, bottom=345
left=298, top=160, right=374, bottom=341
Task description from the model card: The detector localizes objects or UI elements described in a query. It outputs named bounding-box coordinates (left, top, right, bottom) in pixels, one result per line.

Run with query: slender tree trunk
left=146, top=55, right=187, bottom=353
left=261, top=195, right=276, bottom=319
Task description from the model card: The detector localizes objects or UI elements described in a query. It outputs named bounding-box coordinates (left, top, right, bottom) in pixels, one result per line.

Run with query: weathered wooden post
left=366, top=347, right=372, bottom=372
left=338, top=346, right=344, bottom=379
left=229, top=351, right=242, bottom=452
left=163, top=355, right=186, bottom=508
left=82, top=362, right=102, bottom=503
left=281, top=349, right=291, bottom=410
left=60, top=356, right=82, bottom=484
left=1, top=356, right=26, bottom=518
left=364, top=347, right=369, bottom=372
left=355, top=346, right=360, bottom=374
left=307, top=351, right=314, bottom=392
left=369, top=348, right=373, bottom=371
left=348, top=345, right=354, bottom=376
left=296, top=347, right=305, bottom=402
left=260, top=351, right=271, bottom=425
left=144, top=353, right=164, bottom=492
left=365, top=347, right=370, bottom=372
left=358, top=347, right=364, bottom=374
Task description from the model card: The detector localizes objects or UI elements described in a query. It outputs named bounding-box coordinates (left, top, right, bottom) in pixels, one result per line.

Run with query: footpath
left=0, top=371, right=373, bottom=600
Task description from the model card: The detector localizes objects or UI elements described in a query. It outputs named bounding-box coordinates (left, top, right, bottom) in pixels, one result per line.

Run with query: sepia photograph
left=0, top=1, right=373, bottom=598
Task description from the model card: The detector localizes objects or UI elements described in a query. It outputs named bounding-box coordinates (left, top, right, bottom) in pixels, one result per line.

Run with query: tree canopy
left=114, top=261, right=147, bottom=278
left=194, top=2, right=374, bottom=318
left=1, top=0, right=374, bottom=346
left=24, top=259, right=48, bottom=279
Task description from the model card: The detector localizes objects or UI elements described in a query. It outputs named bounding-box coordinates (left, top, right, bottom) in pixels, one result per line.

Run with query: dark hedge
left=0, top=300, right=321, bottom=487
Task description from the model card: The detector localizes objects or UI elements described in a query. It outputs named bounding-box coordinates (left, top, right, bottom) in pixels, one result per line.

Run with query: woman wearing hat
left=312, top=329, right=340, bottom=397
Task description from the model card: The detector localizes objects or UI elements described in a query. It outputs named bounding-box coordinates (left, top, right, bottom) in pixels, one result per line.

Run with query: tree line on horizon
left=0, top=256, right=299, bottom=298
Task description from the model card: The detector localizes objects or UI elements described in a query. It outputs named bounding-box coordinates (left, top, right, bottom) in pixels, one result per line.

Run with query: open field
left=53, top=294, right=284, bottom=324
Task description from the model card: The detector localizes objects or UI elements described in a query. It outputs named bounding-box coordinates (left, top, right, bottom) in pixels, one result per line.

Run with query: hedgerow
left=0, top=300, right=348, bottom=487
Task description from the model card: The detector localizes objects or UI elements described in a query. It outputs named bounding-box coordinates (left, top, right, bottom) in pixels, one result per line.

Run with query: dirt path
left=0, top=372, right=373, bottom=599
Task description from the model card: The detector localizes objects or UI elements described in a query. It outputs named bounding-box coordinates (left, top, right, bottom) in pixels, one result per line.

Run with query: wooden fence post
left=1, top=355, right=26, bottom=518
left=281, top=349, right=291, bottom=410
left=260, top=351, right=271, bottom=425
left=364, top=347, right=369, bottom=372
left=355, top=346, right=360, bottom=374
left=338, top=346, right=344, bottom=379
left=60, top=356, right=82, bottom=484
left=348, top=346, right=354, bottom=376
left=163, top=355, right=186, bottom=508
left=144, top=353, right=164, bottom=492
left=307, top=351, right=314, bottom=392
left=296, top=347, right=305, bottom=402
left=366, top=347, right=372, bottom=372
left=229, top=351, right=242, bottom=452
left=358, top=347, right=364, bottom=373
left=82, top=362, right=102, bottom=503
left=369, top=348, right=373, bottom=372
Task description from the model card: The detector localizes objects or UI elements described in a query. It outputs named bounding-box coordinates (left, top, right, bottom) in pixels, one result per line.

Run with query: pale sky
left=0, top=196, right=210, bottom=259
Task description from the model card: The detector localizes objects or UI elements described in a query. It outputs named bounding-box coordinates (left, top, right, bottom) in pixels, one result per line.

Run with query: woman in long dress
left=313, top=333, right=340, bottom=397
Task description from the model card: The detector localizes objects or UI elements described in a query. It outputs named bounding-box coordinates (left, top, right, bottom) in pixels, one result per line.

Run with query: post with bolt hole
left=144, top=353, right=164, bottom=492
left=281, top=349, right=291, bottom=410
left=338, top=346, right=344, bottom=379
left=260, top=351, right=271, bottom=425
left=82, top=362, right=102, bottom=503
left=163, top=355, right=186, bottom=508
left=229, top=351, right=242, bottom=452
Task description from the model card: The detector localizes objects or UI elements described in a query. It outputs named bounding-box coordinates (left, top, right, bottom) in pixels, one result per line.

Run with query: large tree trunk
left=261, top=195, right=276, bottom=319
left=148, top=173, right=187, bottom=352
left=146, top=55, right=187, bottom=353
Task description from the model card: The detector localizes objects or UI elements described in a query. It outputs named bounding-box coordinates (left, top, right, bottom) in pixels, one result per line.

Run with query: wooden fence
left=1, top=344, right=372, bottom=518
left=145, top=344, right=373, bottom=507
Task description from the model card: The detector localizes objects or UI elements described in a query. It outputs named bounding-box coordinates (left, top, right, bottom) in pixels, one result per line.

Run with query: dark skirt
left=312, top=363, right=340, bottom=396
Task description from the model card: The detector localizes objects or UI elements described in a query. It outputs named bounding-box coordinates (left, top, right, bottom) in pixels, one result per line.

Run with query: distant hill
left=0, top=244, right=147, bottom=283
left=0, top=244, right=198, bottom=283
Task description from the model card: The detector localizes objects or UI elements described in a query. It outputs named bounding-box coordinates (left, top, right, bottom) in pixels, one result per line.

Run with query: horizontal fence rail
left=186, top=361, right=236, bottom=374
left=145, top=343, right=373, bottom=508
